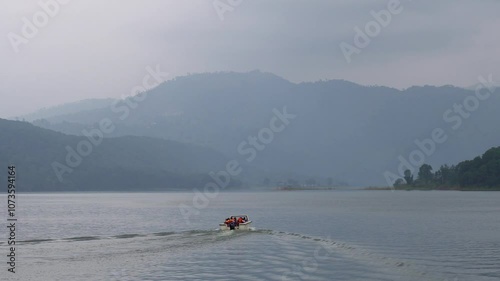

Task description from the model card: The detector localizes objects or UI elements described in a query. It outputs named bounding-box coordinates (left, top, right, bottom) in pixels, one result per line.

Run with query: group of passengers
left=224, top=216, right=246, bottom=227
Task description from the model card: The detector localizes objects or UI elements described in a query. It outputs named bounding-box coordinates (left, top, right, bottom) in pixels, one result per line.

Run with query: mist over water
left=4, top=191, right=499, bottom=281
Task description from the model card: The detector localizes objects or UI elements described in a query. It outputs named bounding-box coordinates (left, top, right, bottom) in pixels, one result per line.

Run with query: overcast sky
left=1, top=0, right=499, bottom=118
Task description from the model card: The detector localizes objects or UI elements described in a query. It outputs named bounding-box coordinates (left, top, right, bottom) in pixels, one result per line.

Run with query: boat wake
left=16, top=228, right=267, bottom=245
left=13, top=229, right=449, bottom=281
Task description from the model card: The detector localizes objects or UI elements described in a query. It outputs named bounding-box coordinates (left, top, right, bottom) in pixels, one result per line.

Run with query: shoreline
left=362, top=186, right=500, bottom=191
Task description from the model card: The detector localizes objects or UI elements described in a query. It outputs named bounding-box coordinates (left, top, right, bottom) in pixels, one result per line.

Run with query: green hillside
left=0, top=119, right=238, bottom=191
left=395, top=147, right=500, bottom=190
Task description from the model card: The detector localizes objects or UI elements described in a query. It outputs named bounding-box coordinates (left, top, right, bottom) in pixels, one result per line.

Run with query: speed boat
left=219, top=215, right=252, bottom=231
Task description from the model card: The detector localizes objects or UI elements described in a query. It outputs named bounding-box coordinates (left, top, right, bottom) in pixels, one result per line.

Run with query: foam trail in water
left=267, top=230, right=448, bottom=281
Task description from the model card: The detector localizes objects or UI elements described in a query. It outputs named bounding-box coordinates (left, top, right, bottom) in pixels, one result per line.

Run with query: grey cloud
left=1, top=0, right=499, bottom=117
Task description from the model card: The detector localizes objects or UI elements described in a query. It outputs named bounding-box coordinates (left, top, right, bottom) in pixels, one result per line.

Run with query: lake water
left=2, top=191, right=499, bottom=281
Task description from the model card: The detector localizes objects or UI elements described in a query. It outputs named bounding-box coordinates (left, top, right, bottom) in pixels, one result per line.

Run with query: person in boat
left=225, top=217, right=233, bottom=225
left=232, top=217, right=239, bottom=227
left=228, top=217, right=237, bottom=230
left=237, top=217, right=244, bottom=224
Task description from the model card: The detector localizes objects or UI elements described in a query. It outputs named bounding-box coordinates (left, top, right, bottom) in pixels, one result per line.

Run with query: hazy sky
left=1, top=0, right=499, bottom=118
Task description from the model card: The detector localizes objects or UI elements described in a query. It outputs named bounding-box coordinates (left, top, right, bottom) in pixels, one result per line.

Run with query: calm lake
left=3, top=191, right=499, bottom=281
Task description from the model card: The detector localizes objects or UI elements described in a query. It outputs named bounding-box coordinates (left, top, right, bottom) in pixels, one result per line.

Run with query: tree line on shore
left=394, top=147, right=500, bottom=190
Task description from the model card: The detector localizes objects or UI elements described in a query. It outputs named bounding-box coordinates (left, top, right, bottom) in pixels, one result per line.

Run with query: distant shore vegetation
left=392, top=147, right=500, bottom=191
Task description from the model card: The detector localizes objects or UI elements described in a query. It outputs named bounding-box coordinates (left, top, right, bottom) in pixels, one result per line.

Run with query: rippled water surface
left=2, top=191, right=500, bottom=280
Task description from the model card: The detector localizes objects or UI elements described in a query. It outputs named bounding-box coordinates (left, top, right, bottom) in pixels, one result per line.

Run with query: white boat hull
left=219, top=221, right=252, bottom=231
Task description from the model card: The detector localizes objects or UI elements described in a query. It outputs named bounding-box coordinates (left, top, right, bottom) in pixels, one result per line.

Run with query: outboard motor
left=229, top=222, right=236, bottom=230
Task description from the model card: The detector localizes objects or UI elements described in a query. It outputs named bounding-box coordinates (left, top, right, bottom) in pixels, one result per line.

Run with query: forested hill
left=455, top=147, right=500, bottom=187
left=0, top=119, right=237, bottom=191
left=395, top=146, right=500, bottom=190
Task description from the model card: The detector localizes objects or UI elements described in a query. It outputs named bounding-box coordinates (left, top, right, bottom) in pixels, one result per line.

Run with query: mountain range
left=8, top=71, right=500, bottom=188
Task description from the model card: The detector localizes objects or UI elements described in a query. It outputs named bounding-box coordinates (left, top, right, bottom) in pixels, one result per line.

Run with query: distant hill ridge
left=13, top=98, right=117, bottom=122
left=17, top=71, right=500, bottom=186
left=0, top=118, right=239, bottom=191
